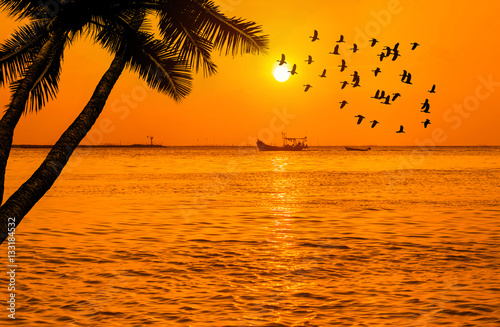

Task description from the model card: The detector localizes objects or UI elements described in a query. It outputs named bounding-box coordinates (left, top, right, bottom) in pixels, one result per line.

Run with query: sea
left=2, top=146, right=500, bottom=326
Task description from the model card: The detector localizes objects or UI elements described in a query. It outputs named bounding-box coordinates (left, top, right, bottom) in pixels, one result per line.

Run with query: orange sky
left=1, top=0, right=500, bottom=146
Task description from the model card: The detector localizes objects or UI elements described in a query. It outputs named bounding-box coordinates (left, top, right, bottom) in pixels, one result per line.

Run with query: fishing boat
left=345, top=146, right=371, bottom=151
left=257, top=133, right=308, bottom=151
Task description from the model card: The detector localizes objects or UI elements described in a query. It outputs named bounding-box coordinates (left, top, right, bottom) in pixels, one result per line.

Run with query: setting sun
left=273, top=65, right=290, bottom=82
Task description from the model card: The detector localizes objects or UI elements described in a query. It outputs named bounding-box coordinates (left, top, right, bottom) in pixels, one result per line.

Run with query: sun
left=273, top=65, right=290, bottom=82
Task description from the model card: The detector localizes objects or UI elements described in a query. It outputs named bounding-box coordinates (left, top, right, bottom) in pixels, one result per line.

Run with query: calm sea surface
left=2, top=146, right=500, bottom=326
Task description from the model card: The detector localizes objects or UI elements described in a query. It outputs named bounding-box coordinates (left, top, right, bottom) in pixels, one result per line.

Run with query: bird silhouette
left=352, top=78, right=361, bottom=88
left=421, top=99, right=430, bottom=113
left=310, top=30, right=319, bottom=42
left=372, top=67, right=381, bottom=77
left=355, top=115, right=366, bottom=124
left=392, top=93, right=401, bottom=101
left=305, top=55, right=314, bottom=64
left=384, top=46, right=392, bottom=57
left=372, top=90, right=381, bottom=99
left=277, top=54, right=287, bottom=66
left=422, top=119, right=431, bottom=128
left=381, top=95, right=391, bottom=105
left=396, top=125, right=405, bottom=133
left=370, top=38, right=379, bottom=47
left=337, top=35, right=345, bottom=43
left=429, top=84, right=436, bottom=93
left=319, top=69, right=327, bottom=78
left=303, top=84, right=312, bottom=92
left=400, top=70, right=408, bottom=82
left=378, top=90, right=386, bottom=99
left=411, top=42, right=420, bottom=50
left=378, top=52, right=386, bottom=62
left=350, top=43, right=359, bottom=53
left=329, top=44, right=340, bottom=55
left=339, top=60, right=347, bottom=72
left=288, top=64, right=298, bottom=75
left=392, top=50, right=401, bottom=61
left=403, top=73, right=413, bottom=85
left=340, top=100, right=348, bottom=109
left=393, top=42, right=400, bottom=51
left=340, top=81, right=349, bottom=89
left=370, top=120, right=379, bottom=128
left=351, top=71, right=359, bottom=81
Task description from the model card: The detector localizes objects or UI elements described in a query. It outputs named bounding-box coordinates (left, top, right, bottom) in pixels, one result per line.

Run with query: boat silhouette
left=257, top=133, right=308, bottom=151
left=345, top=146, right=371, bottom=151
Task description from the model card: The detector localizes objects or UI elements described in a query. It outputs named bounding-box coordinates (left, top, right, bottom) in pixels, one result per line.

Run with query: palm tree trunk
left=0, top=52, right=126, bottom=244
left=0, top=29, right=65, bottom=205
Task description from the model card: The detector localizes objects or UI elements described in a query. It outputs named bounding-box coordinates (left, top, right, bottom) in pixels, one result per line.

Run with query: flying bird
left=429, top=84, right=436, bottom=93
left=303, top=84, right=312, bottom=92
left=305, top=55, right=314, bottom=64
left=403, top=72, right=413, bottom=85
left=350, top=43, right=359, bottom=53
left=339, top=60, right=347, bottom=72
left=421, top=99, right=430, bottom=113
left=288, top=64, right=298, bottom=76
left=396, top=125, right=405, bottom=133
left=378, top=52, right=386, bottom=62
left=351, top=71, right=359, bottom=83
left=355, top=115, right=366, bottom=125
left=340, top=81, right=349, bottom=89
left=337, top=35, right=345, bottom=43
left=400, top=70, right=408, bottom=82
left=370, top=38, right=379, bottom=47
left=319, top=69, right=327, bottom=78
left=372, top=67, right=381, bottom=77
left=392, top=50, right=401, bottom=61
left=392, top=93, right=401, bottom=101
left=310, top=30, right=319, bottom=42
left=330, top=44, right=340, bottom=55
left=352, top=78, right=361, bottom=88
left=370, top=120, right=380, bottom=128
left=422, top=119, right=431, bottom=128
left=378, top=90, right=386, bottom=99
left=381, top=95, right=391, bottom=105
left=384, top=46, right=392, bottom=57
left=340, top=101, right=348, bottom=109
left=277, top=54, right=287, bottom=66
left=372, top=90, right=381, bottom=99
left=411, top=42, right=420, bottom=50
left=393, top=42, right=400, bottom=51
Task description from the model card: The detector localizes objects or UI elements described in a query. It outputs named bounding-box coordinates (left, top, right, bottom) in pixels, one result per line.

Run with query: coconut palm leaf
left=0, top=0, right=43, bottom=19
left=179, top=0, right=268, bottom=56
left=0, top=20, right=51, bottom=86
left=158, top=0, right=217, bottom=76
left=126, top=31, right=192, bottom=101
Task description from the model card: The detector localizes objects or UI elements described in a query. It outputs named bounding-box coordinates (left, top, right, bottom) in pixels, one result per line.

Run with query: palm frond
left=0, top=0, right=43, bottom=19
left=158, top=0, right=217, bottom=77
left=0, top=21, right=50, bottom=86
left=193, top=0, right=269, bottom=56
left=126, top=31, right=192, bottom=102
left=9, top=35, right=66, bottom=113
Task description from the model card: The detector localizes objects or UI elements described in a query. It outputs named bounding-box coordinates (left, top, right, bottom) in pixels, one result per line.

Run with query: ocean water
left=2, top=146, right=500, bottom=326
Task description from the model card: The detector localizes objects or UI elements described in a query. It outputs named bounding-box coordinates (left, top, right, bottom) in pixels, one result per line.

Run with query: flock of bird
left=276, top=30, right=437, bottom=134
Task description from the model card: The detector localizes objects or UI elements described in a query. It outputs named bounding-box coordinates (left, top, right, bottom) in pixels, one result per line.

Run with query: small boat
left=345, top=146, right=371, bottom=151
left=257, top=133, right=308, bottom=151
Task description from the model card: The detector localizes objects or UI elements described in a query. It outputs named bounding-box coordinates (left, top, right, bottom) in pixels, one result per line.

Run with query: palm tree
left=0, top=0, right=268, bottom=203
left=0, top=1, right=268, bottom=243
left=0, top=0, right=155, bottom=203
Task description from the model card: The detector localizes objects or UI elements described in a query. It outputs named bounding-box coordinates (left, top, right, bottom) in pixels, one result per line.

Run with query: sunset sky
left=1, top=0, right=500, bottom=146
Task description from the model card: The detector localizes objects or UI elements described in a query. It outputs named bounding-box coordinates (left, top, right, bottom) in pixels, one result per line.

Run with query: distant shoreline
left=11, top=144, right=499, bottom=149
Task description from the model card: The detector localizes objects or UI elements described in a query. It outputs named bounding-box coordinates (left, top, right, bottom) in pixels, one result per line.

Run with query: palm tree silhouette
left=0, top=0, right=268, bottom=243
